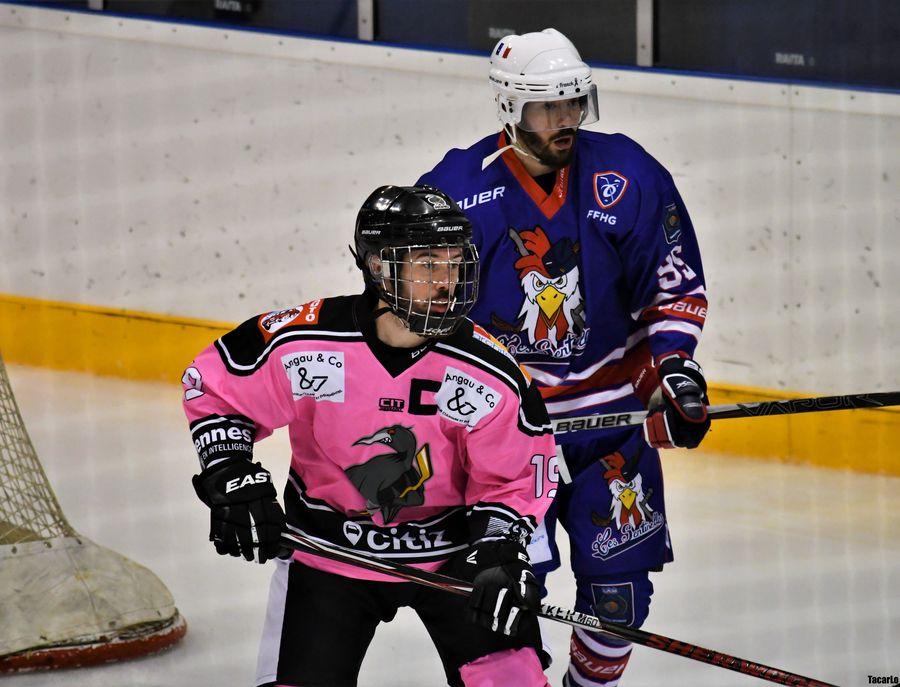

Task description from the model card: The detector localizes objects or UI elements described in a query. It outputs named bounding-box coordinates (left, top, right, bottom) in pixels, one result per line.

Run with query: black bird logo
left=345, top=425, right=432, bottom=523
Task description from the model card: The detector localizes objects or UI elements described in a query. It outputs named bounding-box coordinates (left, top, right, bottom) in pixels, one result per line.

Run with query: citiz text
left=359, top=528, right=453, bottom=552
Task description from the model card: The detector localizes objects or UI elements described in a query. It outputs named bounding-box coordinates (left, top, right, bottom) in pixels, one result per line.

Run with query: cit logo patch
left=379, top=397, right=405, bottom=412
left=593, top=171, right=629, bottom=209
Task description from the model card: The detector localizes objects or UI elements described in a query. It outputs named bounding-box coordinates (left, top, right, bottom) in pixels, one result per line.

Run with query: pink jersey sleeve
left=182, top=335, right=296, bottom=469
left=463, top=377, right=556, bottom=543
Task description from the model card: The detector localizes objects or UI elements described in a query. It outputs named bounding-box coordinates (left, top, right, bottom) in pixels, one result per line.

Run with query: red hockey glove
left=632, top=352, right=710, bottom=449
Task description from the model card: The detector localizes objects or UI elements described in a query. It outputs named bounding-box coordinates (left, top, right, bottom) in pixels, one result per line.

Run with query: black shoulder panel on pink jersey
left=215, top=295, right=362, bottom=375
left=438, top=320, right=529, bottom=394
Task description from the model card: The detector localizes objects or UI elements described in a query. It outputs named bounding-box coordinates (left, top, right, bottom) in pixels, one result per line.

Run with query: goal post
left=0, top=352, right=186, bottom=672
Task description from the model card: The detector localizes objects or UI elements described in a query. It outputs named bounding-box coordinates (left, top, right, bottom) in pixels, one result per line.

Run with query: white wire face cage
left=373, top=242, right=480, bottom=337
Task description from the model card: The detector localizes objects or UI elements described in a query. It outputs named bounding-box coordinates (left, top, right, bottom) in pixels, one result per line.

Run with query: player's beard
left=516, top=127, right=577, bottom=170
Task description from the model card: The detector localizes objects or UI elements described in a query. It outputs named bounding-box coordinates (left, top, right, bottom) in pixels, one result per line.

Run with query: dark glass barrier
left=7, top=0, right=897, bottom=89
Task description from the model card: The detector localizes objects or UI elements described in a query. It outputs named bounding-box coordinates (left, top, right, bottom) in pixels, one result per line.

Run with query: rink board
left=2, top=292, right=897, bottom=477
left=2, top=2, right=897, bottom=400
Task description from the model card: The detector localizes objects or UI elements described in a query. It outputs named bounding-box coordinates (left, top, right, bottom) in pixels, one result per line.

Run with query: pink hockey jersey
left=182, top=292, right=557, bottom=581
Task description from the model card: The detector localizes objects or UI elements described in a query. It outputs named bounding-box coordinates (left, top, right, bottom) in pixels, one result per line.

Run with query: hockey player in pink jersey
left=183, top=185, right=556, bottom=686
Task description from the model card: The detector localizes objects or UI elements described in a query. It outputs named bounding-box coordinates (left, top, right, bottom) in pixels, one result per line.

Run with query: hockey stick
left=551, top=390, right=900, bottom=435
left=280, top=529, right=837, bottom=687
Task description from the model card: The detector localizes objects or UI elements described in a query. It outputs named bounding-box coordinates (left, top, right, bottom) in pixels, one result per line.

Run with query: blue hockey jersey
left=419, top=130, right=707, bottom=448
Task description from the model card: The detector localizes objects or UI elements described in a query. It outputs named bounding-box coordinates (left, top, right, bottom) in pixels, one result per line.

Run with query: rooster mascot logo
left=494, top=227, right=585, bottom=351
left=594, top=450, right=654, bottom=530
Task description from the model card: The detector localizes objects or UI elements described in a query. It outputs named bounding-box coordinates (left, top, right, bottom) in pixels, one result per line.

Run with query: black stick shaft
left=551, top=390, right=900, bottom=435
left=281, top=530, right=837, bottom=687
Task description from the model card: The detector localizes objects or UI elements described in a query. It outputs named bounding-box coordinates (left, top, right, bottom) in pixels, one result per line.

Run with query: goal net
left=0, top=352, right=186, bottom=672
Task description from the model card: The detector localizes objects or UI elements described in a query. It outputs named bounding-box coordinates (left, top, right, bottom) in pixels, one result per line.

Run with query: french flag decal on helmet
left=593, top=171, right=629, bottom=209
left=494, top=42, right=512, bottom=58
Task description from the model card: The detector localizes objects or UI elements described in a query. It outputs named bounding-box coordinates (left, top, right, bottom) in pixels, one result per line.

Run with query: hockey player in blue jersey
left=418, top=28, right=711, bottom=687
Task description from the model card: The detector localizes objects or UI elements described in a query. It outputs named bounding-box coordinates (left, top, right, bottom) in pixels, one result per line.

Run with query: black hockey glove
left=464, top=538, right=540, bottom=636
left=633, top=352, right=710, bottom=449
left=192, top=459, right=289, bottom=564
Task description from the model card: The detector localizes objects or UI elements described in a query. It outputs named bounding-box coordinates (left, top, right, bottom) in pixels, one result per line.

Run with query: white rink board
left=0, top=3, right=898, bottom=395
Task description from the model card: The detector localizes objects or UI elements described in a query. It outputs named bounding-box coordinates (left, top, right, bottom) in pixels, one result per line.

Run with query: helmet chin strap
left=481, top=126, right=540, bottom=170
left=372, top=305, right=394, bottom=320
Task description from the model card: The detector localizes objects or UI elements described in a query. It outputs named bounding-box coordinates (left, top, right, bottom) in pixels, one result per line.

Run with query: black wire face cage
left=373, top=242, right=480, bottom=337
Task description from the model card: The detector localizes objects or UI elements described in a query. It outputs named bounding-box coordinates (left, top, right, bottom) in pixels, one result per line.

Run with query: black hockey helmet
left=353, top=185, right=479, bottom=337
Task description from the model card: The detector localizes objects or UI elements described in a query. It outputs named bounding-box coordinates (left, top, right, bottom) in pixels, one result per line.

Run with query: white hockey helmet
left=489, top=28, right=598, bottom=137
